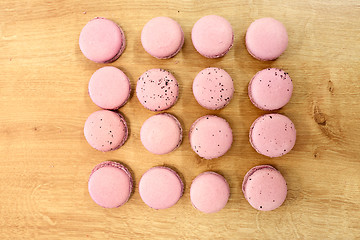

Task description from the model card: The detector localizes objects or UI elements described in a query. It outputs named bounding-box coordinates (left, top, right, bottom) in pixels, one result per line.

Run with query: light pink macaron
left=190, top=115, right=233, bottom=159
left=141, top=17, right=184, bottom=59
left=79, top=17, right=126, bottom=63
left=136, top=69, right=179, bottom=111
left=140, top=113, right=182, bottom=155
left=249, top=114, right=296, bottom=158
left=248, top=68, right=293, bottom=111
left=88, top=161, right=133, bottom=208
left=191, top=15, right=234, bottom=58
left=242, top=165, right=287, bottom=211
left=246, top=17, right=288, bottom=61
left=193, top=67, right=234, bottom=110
left=84, top=110, right=128, bottom=152
left=139, top=166, right=184, bottom=210
left=190, top=172, right=230, bottom=213
left=88, top=66, right=131, bottom=110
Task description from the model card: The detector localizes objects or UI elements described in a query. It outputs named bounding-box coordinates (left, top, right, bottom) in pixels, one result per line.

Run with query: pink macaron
left=79, top=17, right=126, bottom=63
left=190, top=115, right=233, bottom=159
left=84, top=110, right=128, bottom=152
left=193, top=67, right=234, bottom=110
left=242, top=165, right=287, bottom=211
left=136, top=69, right=179, bottom=111
left=88, top=161, right=133, bottom=208
left=140, top=113, right=182, bottom=155
left=88, top=66, right=131, bottom=110
left=248, top=68, right=293, bottom=111
left=190, top=172, right=230, bottom=213
left=141, top=17, right=184, bottom=59
left=245, top=17, right=288, bottom=61
left=249, top=114, right=296, bottom=158
left=191, top=15, right=234, bottom=58
left=139, top=166, right=184, bottom=210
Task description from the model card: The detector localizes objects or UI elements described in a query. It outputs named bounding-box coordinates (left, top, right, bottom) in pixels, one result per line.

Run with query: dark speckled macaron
left=136, top=69, right=179, bottom=111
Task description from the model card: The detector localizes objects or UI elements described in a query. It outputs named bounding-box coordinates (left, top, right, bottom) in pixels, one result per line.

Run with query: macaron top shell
left=140, top=113, right=182, bottom=155
left=141, top=17, right=184, bottom=59
left=136, top=69, right=179, bottom=111
left=242, top=165, right=287, bottom=211
left=79, top=17, right=125, bottom=63
left=191, top=15, right=234, bottom=58
left=246, top=17, right=288, bottom=61
left=248, top=68, right=293, bottom=111
left=88, top=161, right=133, bottom=208
left=190, top=172, right=230, bottom=213
left=249, top=114, right=296, bottom=158
left=88, top=66, right=131, bottom=110
left=139, top=167, right=183, bottom=210
left=193, top=67, right=234, bottom=110
left=190, top=115, right=233, bottom=159
left=84, top=110, right=128, bottom=152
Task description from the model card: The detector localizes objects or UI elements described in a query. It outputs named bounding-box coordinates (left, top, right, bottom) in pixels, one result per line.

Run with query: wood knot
left=313, top=105, right=327, bottom=125
left=327, top=80, right=334, bottom=94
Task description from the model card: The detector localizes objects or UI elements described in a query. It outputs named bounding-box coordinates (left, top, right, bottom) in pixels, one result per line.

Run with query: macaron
left=88, top=66, right=131, bottom=110
left=190, top=172, right=230, bottom=213
left=191, top=15, right=234, bottom=58
left=190, top=115, right=233, bottom=159
left=79, top=17, right=126, bottom=63
left=84, top=110, right=128, bottom=152
left=248, top=68, right=293, bottom=111
left=141, top=17, right=184, bottom=59
left=136, top=69, right=179, bottom=111
left=139, top=166, right=184, bottom=209
left=88, top=161, right=133, bottom=208
left=140, top=113, right=182, bottom=155
left=249, top=114, right=296, bottom=158
left=193, top=67, right=234, bottom=110
left=242, top=165, right=287, bottom=211
left=245, top=17, right=288, bottom=61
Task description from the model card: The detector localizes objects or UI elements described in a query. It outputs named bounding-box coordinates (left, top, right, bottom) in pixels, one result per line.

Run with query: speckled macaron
left=84, top=110, right=128, bottom=152
left=88, top=161, right=133, bottom=208
left=190, top=172, right=230, bottom=213
left=193, top=67, right=234, bottom=110
left=136, top=69, right=179, bottom=111
left=79, top=17, right=126, bottom=63
left=139, top=166, right=184, bottom=210
left=245, top=17, right=288, bottom=61
left=249, top=114, right=296, bottom=158
left=190, top=115, right=233, bottom=159
left=248, top=68, right=293, bottom=111
left=242, top=165, right=287, bottom=211
left=140, top=113, right=182, bottom=155
left=141, top=17, right=184, bottom=59
left=88, top=66, right=131, bottom=110
left=191, top=15, right=234, bottom=58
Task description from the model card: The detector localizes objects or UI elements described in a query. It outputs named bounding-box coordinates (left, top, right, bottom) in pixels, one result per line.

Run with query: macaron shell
left=140, top=113, right=182, bottom=155
left=79, top=17, right=125, bottom=63
left=190, top=172, right=230, bottom=213
left=249, top=114, right=296, bottom=157
left=248, top=68, right=293, bottom=111
left=191, top=15, right=234, bottom=58
left=193, top=68, right=234, bottom=110
left=136, top=69, right=179, bottom=111
left=245, top=17, right=288, bottom=61
left=141, top=17, right=184, bottom=59
left=84, top=110, right=128, bottom=152
left=190, top=115, right=233, bottom=159
left=242, top=165, right=287, bottom=211
left=88, top=66, right=131, bottom=110
left=139, top=167, right=183, bottom=210
left=88, top=161, right=133, bottom=208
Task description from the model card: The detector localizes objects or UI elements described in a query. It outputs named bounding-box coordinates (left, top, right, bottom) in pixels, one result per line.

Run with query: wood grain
left=1, top=0, right=359, bottom=239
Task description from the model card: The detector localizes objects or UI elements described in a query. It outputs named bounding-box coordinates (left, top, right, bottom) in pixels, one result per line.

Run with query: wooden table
left=1, top=0, right=359, bottom=239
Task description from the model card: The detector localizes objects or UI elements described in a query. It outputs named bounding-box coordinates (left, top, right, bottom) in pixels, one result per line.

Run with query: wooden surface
left=1, top=0, right=360, bottom=239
